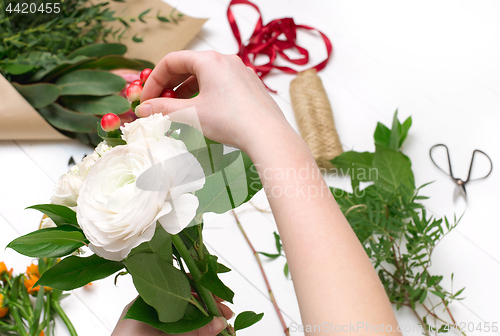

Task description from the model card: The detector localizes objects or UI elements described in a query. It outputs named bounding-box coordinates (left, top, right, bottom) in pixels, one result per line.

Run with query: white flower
left=40, top=216, right=57, bottom=229
left=77, top=135, right=205, bottom=261
left=72, top=141, right=112, bottom=178
left=121, top=113, right=171, bottom=144
left=51, top=171, right=84, bottom=208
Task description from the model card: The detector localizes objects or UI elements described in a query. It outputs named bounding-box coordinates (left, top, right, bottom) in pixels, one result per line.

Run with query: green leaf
left=29, top=287, right=45, bottom=336
left=129, top=226, right=172, bottom=263
left=199, top=255, right=234, bottom=303
left=56, top=69, right=126, bottom=96
left=195, top=152, right=262, bottom=215
left=30, top=56, right=94, bottom=82
left=372, top=145, right=415, bottom=194
left=258, top=252, right=281, bottom=259
left=67, top=43, right=127, bottom=60
left=12, top=82, right=60, bottom=108
left=97, top=123, right=127, bottom=146
left=399, top=116, right=412, bottom=147
left=330, top=151, right=374, bottom=189
left=26, top=204, right=78, bottom=227
left=36, top=254, right=125, bottom=290
left=7, top=226, right=85, bottom=258
left=388, top=110, right=401, bottom=150
left=133, top=58, right=155, bottom=70
left=127, top=253, right=191, bottom=323
left=38, top=103, right=101, bottom=133
left=61, top=95, right=130, bottom=115
left=77, top=55, right=146, bottom=71
left=132, top=35, right=144, bottom=43
left=284, top=263, right=289, bottom=277
left=124, top=296, right=212, bottom=334
left=217, top=262, right=231, bottom=273
left=273, top=232, right=282, bottom=254
left=3, top=63, right=34, bottom=75
left=234, top=311, right=264, bottom=331
left=138, top=8, right=151, bottom=23
left=374, top=122, right=391, bottom=148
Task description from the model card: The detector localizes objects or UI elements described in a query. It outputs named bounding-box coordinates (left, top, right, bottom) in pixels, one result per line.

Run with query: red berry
left=160, top=88, right=177, bottom=98
left=101, top=113, right=121, bottom=132
left=126, top=83, right=143, bottom=102
left=130, top=79, right=142, bottom=86
left=140, top=68, right=153, bottom=84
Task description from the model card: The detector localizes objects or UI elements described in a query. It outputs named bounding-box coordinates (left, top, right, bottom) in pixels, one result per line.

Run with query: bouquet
left=7, top=70, right=264, bottom=335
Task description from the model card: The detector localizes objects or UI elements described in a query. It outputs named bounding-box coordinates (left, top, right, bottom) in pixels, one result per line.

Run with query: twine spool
left=290, top=68, right=343, bottom=169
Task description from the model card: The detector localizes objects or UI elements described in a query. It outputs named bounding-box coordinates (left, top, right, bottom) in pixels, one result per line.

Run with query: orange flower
left=0, top=262, right=13, bottom=279
left=39, top=331, right=45, bottom=336
left=24, top=274, right=41, bottom=295
left=26, top=263, right=40, bottom=278
left=0, top=293, right=8, bottom=318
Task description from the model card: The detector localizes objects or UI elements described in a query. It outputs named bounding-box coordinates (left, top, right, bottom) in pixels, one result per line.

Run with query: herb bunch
left=262, top=111, right=466, bottom=335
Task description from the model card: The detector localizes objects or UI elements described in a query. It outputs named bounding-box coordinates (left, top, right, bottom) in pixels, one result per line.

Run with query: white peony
left=77, top=119, right=205, bottom=261
left=51, top=171, right=84, bottom=208
left=121, top=113, right=171, bottom=144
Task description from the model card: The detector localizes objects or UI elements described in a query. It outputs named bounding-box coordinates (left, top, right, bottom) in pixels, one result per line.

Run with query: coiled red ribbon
left=227, top=0, right=333, bottom=92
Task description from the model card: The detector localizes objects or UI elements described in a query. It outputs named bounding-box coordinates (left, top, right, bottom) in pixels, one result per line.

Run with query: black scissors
left=429, top=144, right=493, bottom=202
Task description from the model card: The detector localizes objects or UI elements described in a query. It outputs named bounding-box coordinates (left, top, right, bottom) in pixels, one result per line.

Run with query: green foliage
left=330, top=111, right=464, bottom=334
left=198, top=255, right=235, bottom=303
left=7, top=226, right=86, bottom=258
left=61, top=95, right=130, bottom=115
left=26, top=204, right=78, bottom=227
left=258, top=232, right=289, bottom=277
left=127, top=253, right=191, bottom=323
left=36, top=254, right=125, bottom=291
left=234, top=311, right=264, bottom=331
left=124, top=297, right=213, bottom=334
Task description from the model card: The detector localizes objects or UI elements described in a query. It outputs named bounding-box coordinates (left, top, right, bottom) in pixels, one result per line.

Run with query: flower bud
left=160, top=88, right=177, bottom=98
left=101, top=113, right=121, bottom=132
left=126, top=83, right=143, bottom=102
left=140, top=68, right=153, bottom=84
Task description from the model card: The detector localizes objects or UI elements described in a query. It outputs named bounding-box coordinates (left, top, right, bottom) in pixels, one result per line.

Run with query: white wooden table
left=1, top=1, right=499, bottom=335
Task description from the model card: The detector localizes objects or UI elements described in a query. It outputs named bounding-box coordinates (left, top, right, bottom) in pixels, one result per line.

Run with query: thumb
left=135, top=97, right=197, bottom=118
left=186, top=317, right=227, bottom=336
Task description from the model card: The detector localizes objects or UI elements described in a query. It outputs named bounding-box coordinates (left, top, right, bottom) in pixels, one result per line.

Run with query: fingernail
left=135, top=103, right=151, bottom=117
left=209, top=317, right=227, bottom=334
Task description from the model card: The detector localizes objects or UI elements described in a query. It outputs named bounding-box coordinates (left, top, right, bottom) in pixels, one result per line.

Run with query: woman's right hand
left=137, top=50, right=294, bottom=153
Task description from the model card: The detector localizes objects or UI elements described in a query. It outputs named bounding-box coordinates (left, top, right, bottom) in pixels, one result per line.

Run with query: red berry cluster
left=101, top=68, right=178, bottom=132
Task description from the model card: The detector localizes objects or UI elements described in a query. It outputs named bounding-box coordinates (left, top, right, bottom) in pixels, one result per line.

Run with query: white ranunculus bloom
left=77, top=135, right=205, bottom=261
left=73, top=141, right=112, bottom=178
left=51, top=171, right=84, bottom=208
left=40, top=216, right=56, bottom=229
left=121, top=113, right=171, bottom=144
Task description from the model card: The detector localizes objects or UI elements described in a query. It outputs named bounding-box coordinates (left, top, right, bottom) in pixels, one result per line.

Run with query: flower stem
left=10, top=306, right=28, bottom=336
left=171, top=235, right=232, bottom=336
left=190, top=295, right=209, bottom=317
left=232, top=210, right=290, bottom=336
left=52, top=300, right=77, bottom=336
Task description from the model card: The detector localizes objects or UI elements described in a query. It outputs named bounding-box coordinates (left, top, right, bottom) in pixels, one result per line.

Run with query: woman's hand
left=111, top=296, right=233, bottom=336
left=137, top=50, right=294, bottom=153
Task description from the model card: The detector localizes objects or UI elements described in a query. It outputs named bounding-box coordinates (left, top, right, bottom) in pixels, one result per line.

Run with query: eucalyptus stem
left=232, top=210, right=290, bottom=336
left=171, top=235, right=232, bottom=336
left=52, top=300, right=77, bottom=336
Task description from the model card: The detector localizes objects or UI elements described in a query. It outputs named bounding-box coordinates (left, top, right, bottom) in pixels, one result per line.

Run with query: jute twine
left=290, top=68, right=343, bottom=169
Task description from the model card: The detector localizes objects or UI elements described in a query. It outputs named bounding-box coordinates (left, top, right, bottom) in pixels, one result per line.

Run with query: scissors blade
left=452, top=184, right=467, bottom=203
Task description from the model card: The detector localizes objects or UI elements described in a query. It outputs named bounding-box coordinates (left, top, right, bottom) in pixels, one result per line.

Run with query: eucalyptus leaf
left=7, top=226, right=86, bottom=258
left=127, top=253, right=191, bottom=323
left=67, top=43, right=127, bottom=59
left=124, top=296, right=212, bottom=334
left=61, top=95, right=130, bottom=115
left=36, top=254, right=125, bottom=290
left=56, top=69, right=126, bottom=96
left=31, top=56, right=94, bottom=82
left=77, top=55, right=146, bottom=71
left=12, top=82, right=60, bottom=108
left=38, top=103, right=100, bottom=133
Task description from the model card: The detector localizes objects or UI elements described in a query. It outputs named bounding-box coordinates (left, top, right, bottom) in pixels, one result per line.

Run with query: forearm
left=245, top=122, right=400, bottom=335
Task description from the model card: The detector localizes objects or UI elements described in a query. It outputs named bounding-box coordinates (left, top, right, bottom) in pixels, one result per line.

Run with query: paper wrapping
left=0, top=0, right=207, bottom=141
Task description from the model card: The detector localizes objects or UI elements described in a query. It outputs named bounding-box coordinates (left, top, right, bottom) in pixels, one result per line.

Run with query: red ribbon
left=227, top=0, right=333, bottom=92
